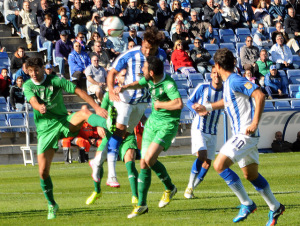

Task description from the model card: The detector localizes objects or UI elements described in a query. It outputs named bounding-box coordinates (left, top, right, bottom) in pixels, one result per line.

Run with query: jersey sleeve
left=101, top=92, right=110, bottom=110
left=23, top=81, right=35, bottom=102
left=188, top=84, right=204, bottom=104
left=230, top=76, right=259, bottom=97
left=54, top=76, right=76, bottom=94
left=112, top=52, right=129, bottom=72
left=165, top=80, right=181, bottom=100
left=138, top=77, right=149, bottom=87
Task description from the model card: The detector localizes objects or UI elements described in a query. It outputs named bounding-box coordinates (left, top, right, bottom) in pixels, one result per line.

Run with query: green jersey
left=139, top=74, right=181, bottom=122
left=23, top=74, right=76, bottom=133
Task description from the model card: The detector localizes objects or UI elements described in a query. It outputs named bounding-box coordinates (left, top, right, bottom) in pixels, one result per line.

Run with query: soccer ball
left=103, top=16, right=125, bottom=37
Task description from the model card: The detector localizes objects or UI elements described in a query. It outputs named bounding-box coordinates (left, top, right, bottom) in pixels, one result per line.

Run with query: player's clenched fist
left=39, top=104, right=47, bottom=114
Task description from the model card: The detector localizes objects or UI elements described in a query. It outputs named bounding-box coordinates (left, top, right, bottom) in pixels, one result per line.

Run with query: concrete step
left=0, top=36, right=28, bottom=52
left=0, top=23, right=13, bottom=37
left=7, top=51, right=45, bottom=60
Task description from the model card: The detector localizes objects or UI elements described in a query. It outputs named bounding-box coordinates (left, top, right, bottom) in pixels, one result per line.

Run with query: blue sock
left=219, top=168, right=239, bottom=185
left=250, top=173, right=268, bottom=191
left=107, top=135, right=123, bottom=154
left=191, top=158, right=202, bottom=174
left=197, top=167, right=208, bottom=181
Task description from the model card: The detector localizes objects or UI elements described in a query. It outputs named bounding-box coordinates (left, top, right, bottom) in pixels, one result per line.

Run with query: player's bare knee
left=125, top=149, right=136, bottom=162
left=140, top=159, right=149, bottom=169
left=213, top=161, right=223, bottom=173
left=39, top=170, right=50, bottom=179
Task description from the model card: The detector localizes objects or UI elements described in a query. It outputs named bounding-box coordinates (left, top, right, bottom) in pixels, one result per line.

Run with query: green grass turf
left=0, top=153, right=299, bottom=225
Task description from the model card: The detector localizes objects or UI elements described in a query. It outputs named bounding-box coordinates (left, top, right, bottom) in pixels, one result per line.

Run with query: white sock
left=187, top=173, right=197, bottom=188
left=228, top=179, right=253, bottom=206
left=107, top=151, right=117, bottom=179
left=257, top=184, right=280, bottom=211
left=93, top=150, right=107, bottom=167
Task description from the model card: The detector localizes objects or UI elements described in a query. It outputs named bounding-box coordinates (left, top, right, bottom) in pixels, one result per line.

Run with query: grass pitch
left=0, top=153, right=299, bottom=226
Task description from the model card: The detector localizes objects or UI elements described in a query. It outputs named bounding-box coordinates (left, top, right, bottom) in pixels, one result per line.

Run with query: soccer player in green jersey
left=115, top=56, right=183, bottom=218
left=23, top=58, right=108, bottom=220
left=86, top=90, right=140, bottom=206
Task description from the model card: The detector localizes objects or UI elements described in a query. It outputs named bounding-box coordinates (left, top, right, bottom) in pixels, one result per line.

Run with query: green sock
left=94, top=166, right=104, bottom=193
left=138, top=168, right=151, bottom=206
left=87, top=114, right=107, bottom=129
left=40, top=176, right=55, bottom=205
left=151, top=160, right=174, bottom=190
left=125, top=161, right=139, bottom=197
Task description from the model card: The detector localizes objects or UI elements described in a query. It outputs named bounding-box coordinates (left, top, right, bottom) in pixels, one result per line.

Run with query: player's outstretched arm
left=74, top=87, right=108, bottom=119
left=29, top=96, right=47, bottom=114
left=154, top=98, right=183, bottom=111
left=246, top=88, right=265, bottom=135
left=107, top=68, right=120, bottom=101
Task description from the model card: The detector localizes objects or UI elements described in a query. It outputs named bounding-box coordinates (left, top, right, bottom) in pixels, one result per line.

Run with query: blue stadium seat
left=289, top=84, right=300, bottom=98
left=0, top=96, right=6, bottom=104
left=251, top=28, right=258, bottom=36
left=0, top=113, right=5, bottom=120
left=8, top=118, right=25, bottom=132
left=219, top=29, right=235, bottom=43
left=0, top=118, right=9, bottom=132
left=0, top=103, right=7, bottom=112
left=274, top=101, right=291, bottom=110
left=189, top=44, right=194, bottom=51
left=235, top=28, right=251, bottom=42
left=178, top=89, right=188, bottom=104
left=236, top=57, right=242, bottom=69
left=267, top=27, right=276, bottom=39
left=172, top=74, right=189, bottom=89
left=277, top=70, right=289, bottom=95
left=180, top=106, right=193, bottom=123
left=36, top=35, right=47, bottom=52
left=137, top=31, right=145, bottom=39
left=236, top=42, right=246, bottom=57
left=291, top=100, right=300, bottom=109
left=188, top=88, right=195, bottom=96
left=264, top=101, right=275, bottom=111
left=213, top=29, right=220, bottom=43
left=204, top=73, right=212, bottom=82
left=190, top=79, right=205, bottom=88
left=122, top=32, right=130, bottom=40
left=292, top=55, right=300, bottom=66
left=0, top=52, right=11, bottom=75
left=188, top=73, right=204, bottom=81
left=52, top=50, right=59, bottom=67
left=220, top=43, right=236, bottom=56
left=287, top=70, right=300, bottom=84
left=203, top=44, right=219, bottom=56
left=171, top=73, right=187, bottom=80
left=163, top=31, right=170, bottom=38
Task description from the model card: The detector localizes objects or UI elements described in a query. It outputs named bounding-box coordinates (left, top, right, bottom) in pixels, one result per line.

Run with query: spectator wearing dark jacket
left=264, top=65, right=287, bottom=98
left=71, top=0, right=91, bottom=36
left=127, top=27, right=142, bottom=45
left=190, top=38, right=212, bottom=74
left=123, top=0, right=141, bottom=30
left=235, top=0, right=257, bottom=28
left=55, top=31, right=73, bottom=77
left=10, top=47, right=29, bottom=75
left=36, top=0, right=59, bottom=28
left=56, top=15, right=75, bottom=40
left=203, top=0, right=226, bottom=28
left=138, top=4, right=154, bottom=30
left=291, top=131, right=300, bottom=152
left=188, top=10, right=210, bottom=41
left=269, top=0, right=287, bottom=23
left=12, top=63, right=30, bottom=85
left=104, top=0, right=123, bottom=17
left=172, top=24, right=191, bottom=51
left=271, top=131, right=292, bottom=152
left=156, top=0, right=173, bottom=31
left=40, top=14, right=59, bottom=63
left=9, top=76, right=26, bottom=111
left=284, top=8, right=300, bottom=45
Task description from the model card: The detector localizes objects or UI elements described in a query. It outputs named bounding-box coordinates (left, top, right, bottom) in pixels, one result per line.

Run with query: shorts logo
left=158, top=138, right=165, bottom=143
left=244, top=82, right=253, bottom=89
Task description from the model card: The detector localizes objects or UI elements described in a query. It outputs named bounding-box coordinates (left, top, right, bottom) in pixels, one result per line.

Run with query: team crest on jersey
left=244, top=82, right=252, bottom=89
left=48, top=86, right=53, bottom=92
left=167, top=84, right=174, bottom=90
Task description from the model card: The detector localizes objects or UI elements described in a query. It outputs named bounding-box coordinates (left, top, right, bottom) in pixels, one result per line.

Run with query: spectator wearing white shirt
left=253, top=23, right=273, bottom=50
left=270, top=34, right=299, bottom=69
left=221, top=0, right=240, bottom=29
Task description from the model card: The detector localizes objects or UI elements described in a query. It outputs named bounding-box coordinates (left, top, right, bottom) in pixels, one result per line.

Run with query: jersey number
left=231, top=137, right=245, bottom=150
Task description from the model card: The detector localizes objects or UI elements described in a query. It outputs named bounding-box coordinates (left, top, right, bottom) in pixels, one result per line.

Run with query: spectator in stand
left=0, top=68, right=11, bottom=99
left=188, top=10, right=210, bottom=42
left=89, top=41, right=110, bottom=70
left=270, top=34, right=298, bottom=69
left=74, top=32, right=87, bottom=51
left=159, top=32, right=173, bottom=61
left=254, top=0, right=272, bottom=27
left=0, top=0, right=4, bottom=20
left=171, top=39, right=194, bottom=71
left=256, top=49, right=273, bottom=85
left=68, top=41, right=91, bottom=88
left=240, top=36, right=260, bottom=79
left=156, top=0, right=173, bottom=31
left=71, top=0, right=91, bottom=36
left=10, top=46, right=29, bottom=75
left=171, top=0, right=190, bottom=19
left=204, top=0, right=226, bottom=28
left=55, top=30, right=73, bottom=78
left=171, top=13, right=190, bottom=35
left=284, top=7, right=300, bottom=49
left=264, top=65, right=288, bottom=98
left=91, top=0, right=106, bottom=22
left=12, top=62, right=30, bottom=85
left=285, top=0, right=300, bottom=17
left=204, top=24, right=216, bottom=44
left=190, top=0, right=207, bottom=13
left=253, top=23, right=273, bottom=50
left=36, top=0, right=59, bottom=28
left=269, top=0, right=287, bottom=24
left=123, top=0, right=141, bottom=31
left=143, top=0, right=158, bottom=15
left=172, top=24, right=191, bottom=51
left=235, top=0, right=257, bottom=28
left=291, top=131, right=300, bottom=152
left=104, top=0, right=123, bottom=17
left=40, top=14, right=59, bottom=64
left=106, top=33, right=128, bottom=59
left=86, top=12, right=105, bottom=38
left=243, top=69, right=258, bottom=85
left=221, top=0, right=240, bottom=29
left=9, top=76, right=27, bottom=111
left=271, top=131, right=292, bottom=153
left=128, top=27, right=142, bottom=46
left=120, top=0, right=142, bottom=12
left=128, top=41, right=135, bottom=49
left=86, top=31, right=102, bottom=52
left=138, top=4, right=154, bottom=30
left=44, top=63, right=56, bottom=76
left=18, top=1, right=40, bottom=51
left=4, top=0, right=22, bottom=35
left=85, top=55, right=107, bottom=102
left=190, top=38, right=212, bottom=74
left=272, top=22, right=300, bottom=54
left=57, top=6, right=70, bottom=23
left=56, top=15, right=75, bottom=40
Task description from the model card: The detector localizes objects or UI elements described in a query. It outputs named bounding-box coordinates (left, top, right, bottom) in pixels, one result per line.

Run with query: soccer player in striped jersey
left=105, top=27, right=167, bottom=187
left=184, top=66, right=223, bottom=199
left=197, top=48, right=285, bottom=226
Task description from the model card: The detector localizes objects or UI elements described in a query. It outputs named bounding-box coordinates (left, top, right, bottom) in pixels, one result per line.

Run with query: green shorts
left=37, top=113, right=79, bottom=155
left=97, top=132, right=137, bottom=162
left=141, top=116, right=179, bottom=159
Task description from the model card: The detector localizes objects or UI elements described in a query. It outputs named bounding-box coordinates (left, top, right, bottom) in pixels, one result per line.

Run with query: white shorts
left=220, top=134, right=259, bottom=168
left=88, top=84, right=103, bottom=94
left=191, top=130, right=217, bottom=160
left=114, top=101, right=148, bottom=133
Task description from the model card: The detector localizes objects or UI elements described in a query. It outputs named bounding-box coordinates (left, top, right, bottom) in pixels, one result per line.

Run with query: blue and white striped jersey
left=187, top=83, right=223, bottom=135
left=223, top=73, right=259, bottom=136
left=112, top=46, right=167, bottom=104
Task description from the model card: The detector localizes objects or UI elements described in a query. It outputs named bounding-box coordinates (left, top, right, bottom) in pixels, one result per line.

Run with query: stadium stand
left=287, top=70, right=300, bottom=84
left=235, top=28, right=251, bottom=43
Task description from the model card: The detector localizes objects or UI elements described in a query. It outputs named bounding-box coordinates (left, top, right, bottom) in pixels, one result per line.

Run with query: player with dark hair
left=196, top=48, right=285, bottom=226
left=23, top=57, right=107, bottom=220
left=91, top=27, right=167, bottom=188
left=115, top=56, right=183, bottom=218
